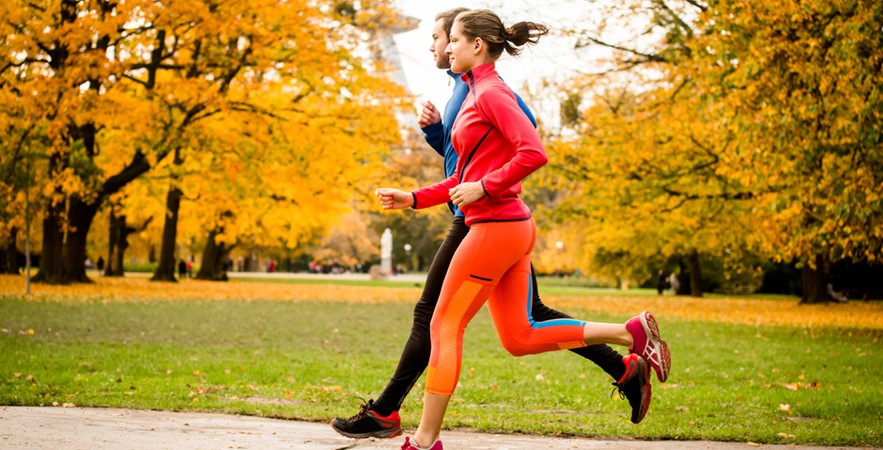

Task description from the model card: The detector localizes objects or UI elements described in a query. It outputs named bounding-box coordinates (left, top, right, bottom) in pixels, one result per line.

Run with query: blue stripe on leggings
left=526, top=273, right=585, bottom=329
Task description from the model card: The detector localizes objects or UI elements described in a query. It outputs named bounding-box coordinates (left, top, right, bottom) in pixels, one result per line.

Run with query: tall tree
left=688, top=0, right=883, bottom=301
left=550, top=0, right=882, bottom=300
left=0, top=0, right=407, bottom=284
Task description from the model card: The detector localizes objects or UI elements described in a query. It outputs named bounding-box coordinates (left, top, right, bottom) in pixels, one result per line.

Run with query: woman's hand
left=449, top=181, right=485, bottom=207
left=375, top=188, right=414, bottom=210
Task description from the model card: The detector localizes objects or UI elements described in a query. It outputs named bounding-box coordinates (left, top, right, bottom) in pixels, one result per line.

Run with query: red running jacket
left=411, top=63, right=548, bottom=225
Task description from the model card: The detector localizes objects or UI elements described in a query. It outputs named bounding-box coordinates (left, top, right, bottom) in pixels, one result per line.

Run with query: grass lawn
left=0, top=275, right=881, bottom=447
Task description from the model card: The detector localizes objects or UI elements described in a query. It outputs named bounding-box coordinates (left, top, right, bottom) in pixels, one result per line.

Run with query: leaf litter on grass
left=2, top=274, right=881, bottom=330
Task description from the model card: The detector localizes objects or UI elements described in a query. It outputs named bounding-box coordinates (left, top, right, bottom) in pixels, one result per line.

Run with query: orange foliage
left=2, top=275, right=880, bottom=330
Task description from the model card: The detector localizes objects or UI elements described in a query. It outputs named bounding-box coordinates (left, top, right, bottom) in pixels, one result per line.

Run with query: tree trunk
left=33, top=197, right=97, bottom=284
left=688, top=249, right=703, bottom=297
left=64, top=197, right=96, bottom=283
left=1, top=228, right=19, bottom=274
left=675, top=258, right=690, bottom=296
left=151, top=184, right=182, bottom=282
left=105, top=211, right=123, bottom=276
left=801, top=254, right=828, bottom=303
left=196, top=226, right=230, bottom=281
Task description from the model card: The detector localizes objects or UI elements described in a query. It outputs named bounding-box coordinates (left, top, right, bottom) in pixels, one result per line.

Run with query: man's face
left=430, top=18, right=451, bottom=70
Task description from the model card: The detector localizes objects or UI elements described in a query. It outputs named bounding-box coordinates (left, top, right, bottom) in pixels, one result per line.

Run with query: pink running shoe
left=401, top=436, right=443, bottom=450
left=625, top=311, right=671, bottom=382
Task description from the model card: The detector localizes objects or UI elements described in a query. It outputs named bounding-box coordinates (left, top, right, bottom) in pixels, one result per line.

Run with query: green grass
left=1, top=295, right=880, bottom=446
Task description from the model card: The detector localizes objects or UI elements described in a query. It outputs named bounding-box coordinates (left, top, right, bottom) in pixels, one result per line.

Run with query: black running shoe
left=331, top=399, right=403, bottom=439
left=612, top=353, right=652, bottom=424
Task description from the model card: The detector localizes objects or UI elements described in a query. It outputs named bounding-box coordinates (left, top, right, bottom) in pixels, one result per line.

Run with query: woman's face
left=446, top=20, right=478, bottom=74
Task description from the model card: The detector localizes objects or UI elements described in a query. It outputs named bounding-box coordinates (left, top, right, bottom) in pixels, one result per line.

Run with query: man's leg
left=331, top=217, right=469, bottom=438
left=526, top=264, right=652, bottom=423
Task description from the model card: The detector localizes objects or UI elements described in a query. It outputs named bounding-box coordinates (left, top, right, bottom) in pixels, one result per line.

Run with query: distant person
left=656, top=269, right=667, bottom=295
left=96, top=256, right=105, bottom=272
left=178, top=259, right=187, bottom=279
left=668, top=272, right=680, bottom=294
left=827, top=283, right=848, bottom=303
left=186, top=256, right=194, bottom=278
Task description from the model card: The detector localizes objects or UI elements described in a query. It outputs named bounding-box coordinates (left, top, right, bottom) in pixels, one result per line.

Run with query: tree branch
left=683, top=0, right=708, bottom=12
left=576, top=36, right=667, bottom=63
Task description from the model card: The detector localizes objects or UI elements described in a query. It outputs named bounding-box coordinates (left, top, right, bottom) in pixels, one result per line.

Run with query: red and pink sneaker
left=625, top=311, right=671, bottom=383
left=401, top=436, right=443, bottom=450
left=330, top=399, right=402, bottom=438
left=612, top=353, right=652, bottom=424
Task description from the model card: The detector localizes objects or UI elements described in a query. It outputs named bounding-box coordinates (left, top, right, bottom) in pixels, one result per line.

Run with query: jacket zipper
left=458, top=126, right=493, bottom=184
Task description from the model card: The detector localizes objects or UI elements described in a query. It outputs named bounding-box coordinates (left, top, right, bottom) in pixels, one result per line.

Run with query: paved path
left=0, top=407, right=874, bottom=450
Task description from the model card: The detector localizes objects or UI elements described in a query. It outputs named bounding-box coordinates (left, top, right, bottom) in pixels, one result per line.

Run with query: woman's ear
left=473, top=37, right=483, bottom=55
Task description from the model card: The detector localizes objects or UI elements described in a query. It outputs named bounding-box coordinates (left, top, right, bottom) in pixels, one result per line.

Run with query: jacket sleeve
left=479, top=86, right=548, bottom=196
left=422, top=122, right=445, bottom=157
left=412, top=174, right=459, bottom=210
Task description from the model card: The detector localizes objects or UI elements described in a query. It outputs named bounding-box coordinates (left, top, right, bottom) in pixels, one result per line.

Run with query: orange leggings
left=425, top=219, right=587, bottom=396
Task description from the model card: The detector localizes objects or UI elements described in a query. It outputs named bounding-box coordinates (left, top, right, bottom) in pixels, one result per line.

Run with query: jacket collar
left=460, top=62, right=497, bottom=87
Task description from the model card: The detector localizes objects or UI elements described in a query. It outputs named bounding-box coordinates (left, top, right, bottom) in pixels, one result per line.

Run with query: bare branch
left=653, top=0, right=695, bottom=39
left=576, top=36, right=667, bottom=63
left=683, top=0, right=708, bottom=12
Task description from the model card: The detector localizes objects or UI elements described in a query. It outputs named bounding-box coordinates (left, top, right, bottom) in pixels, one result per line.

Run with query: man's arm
left=419, top=101, right=445, bottom=156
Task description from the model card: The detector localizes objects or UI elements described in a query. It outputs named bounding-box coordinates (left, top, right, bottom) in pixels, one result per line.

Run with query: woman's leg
left=485, top=222, right=636, bottom=355
left=487, top=254, right=587, bottom=355
left=527, top=264, right=625, bottom=381
left=414, top=221, right=533, bottom=446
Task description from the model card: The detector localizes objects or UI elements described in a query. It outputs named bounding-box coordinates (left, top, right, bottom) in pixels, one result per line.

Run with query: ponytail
left=456, top=9, right=550, bottom=58
left=503, top=21, right=550, bottom=56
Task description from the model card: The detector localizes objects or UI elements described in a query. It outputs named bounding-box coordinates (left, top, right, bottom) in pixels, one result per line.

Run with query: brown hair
left=435, top=7, right=470, bottom=38
left=454, top=9, right=549, bottom=58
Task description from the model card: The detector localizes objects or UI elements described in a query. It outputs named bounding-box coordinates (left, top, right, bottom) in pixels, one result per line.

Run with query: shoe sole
left=639, top=312, right=671, bottom=383
left=330, top=422, right=403, bottom=439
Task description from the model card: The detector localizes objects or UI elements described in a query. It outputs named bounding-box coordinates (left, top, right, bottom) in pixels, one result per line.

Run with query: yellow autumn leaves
left=541, top=0, right=883, bottom=291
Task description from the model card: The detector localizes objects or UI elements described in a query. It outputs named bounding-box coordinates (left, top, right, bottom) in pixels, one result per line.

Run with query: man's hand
left=375, top=188, right=414, bottom=210
left=449, top=181, right=485, bottom=207
left=418, top=101, right=442, bottom=128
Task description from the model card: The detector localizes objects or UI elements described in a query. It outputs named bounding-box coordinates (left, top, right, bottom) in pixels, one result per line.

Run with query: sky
left=391, top=0, right=613, bottom=123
